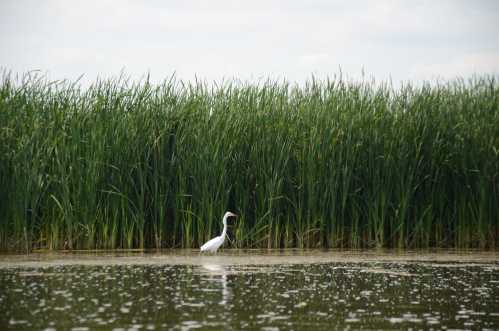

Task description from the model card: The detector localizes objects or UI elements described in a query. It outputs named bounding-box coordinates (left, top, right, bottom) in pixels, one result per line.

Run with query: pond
left=0, top=250, right=498, bottom=330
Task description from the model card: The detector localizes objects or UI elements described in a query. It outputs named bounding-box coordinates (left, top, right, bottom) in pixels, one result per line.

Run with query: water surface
left=1, top=250, right=498, bottom=330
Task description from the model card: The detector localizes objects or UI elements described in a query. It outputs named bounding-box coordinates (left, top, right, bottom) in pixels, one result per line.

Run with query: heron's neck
left=221, top=215, right=228, bottom=237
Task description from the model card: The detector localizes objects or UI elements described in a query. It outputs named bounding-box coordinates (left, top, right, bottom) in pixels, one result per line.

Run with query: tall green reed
left=0, top=72, right=497, bottom=250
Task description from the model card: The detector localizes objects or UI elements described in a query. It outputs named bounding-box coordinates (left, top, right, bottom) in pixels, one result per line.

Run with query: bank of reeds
left=0, top=72, right=498, bottom=250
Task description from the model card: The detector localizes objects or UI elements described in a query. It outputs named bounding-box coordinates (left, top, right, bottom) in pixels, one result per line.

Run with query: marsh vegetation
left=0, top=73, right=498, bottom=250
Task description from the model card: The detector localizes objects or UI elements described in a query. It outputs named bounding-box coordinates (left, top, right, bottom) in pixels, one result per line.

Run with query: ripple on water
left=0, top=252, right=498, bottom=330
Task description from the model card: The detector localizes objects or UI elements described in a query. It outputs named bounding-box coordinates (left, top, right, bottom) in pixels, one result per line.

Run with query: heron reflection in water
left=201, top=263, right=230, bottom=305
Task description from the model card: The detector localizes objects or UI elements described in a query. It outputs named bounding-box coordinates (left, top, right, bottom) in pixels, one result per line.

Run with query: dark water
left=0, top=253, right=498, bottom=330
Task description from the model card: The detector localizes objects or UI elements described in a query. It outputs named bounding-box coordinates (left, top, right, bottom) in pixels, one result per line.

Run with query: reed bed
left=0, top=73, right=498, bottom=250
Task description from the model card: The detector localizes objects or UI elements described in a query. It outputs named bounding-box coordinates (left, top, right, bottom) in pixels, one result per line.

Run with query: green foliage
left=0, top=72, right=498, bottom=250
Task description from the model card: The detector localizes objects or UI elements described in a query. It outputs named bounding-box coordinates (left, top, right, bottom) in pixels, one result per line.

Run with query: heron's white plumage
left=200, top=235, right=224, bottom=252
left=200, top=211, right=237, bottom=253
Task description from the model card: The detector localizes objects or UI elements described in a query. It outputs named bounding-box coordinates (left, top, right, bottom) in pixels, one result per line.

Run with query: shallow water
left=1, top=250, right=498, bottom=330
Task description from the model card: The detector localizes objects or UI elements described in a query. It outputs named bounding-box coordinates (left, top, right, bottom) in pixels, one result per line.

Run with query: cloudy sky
left=1, top=0, right=498, bottom=86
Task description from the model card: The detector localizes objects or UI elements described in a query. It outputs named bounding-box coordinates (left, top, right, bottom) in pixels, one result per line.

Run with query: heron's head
left=224, top=211, right=237, bottom=219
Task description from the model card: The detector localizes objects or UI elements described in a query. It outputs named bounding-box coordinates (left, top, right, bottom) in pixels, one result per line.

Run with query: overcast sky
left=1, top=0, right=499, bottom=86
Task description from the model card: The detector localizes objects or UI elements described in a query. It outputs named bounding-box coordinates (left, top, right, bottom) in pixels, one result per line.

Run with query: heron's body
left=200, top=235, right=225, bottom=253
left=200, top=211, right=237, bottom=253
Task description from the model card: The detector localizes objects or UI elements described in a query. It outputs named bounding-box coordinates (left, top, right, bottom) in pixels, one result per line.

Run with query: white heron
left=200, top=211, right=237, bottom=253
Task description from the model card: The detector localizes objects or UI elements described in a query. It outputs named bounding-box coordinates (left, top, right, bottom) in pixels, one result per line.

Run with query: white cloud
left=411, top=52, right=499, bottom=81
left=1, top=0, right=498, bottom=86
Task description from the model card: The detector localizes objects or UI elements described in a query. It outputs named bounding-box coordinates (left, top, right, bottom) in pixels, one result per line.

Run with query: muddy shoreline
left=1, top=249, right=497, bottom=268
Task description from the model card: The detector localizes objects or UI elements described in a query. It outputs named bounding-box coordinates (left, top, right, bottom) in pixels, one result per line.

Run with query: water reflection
left=0, top=255, right=498, bottom=330
left=200, top=263, right=230, bottom=305
left=201, top=263, right=226, bottom=275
